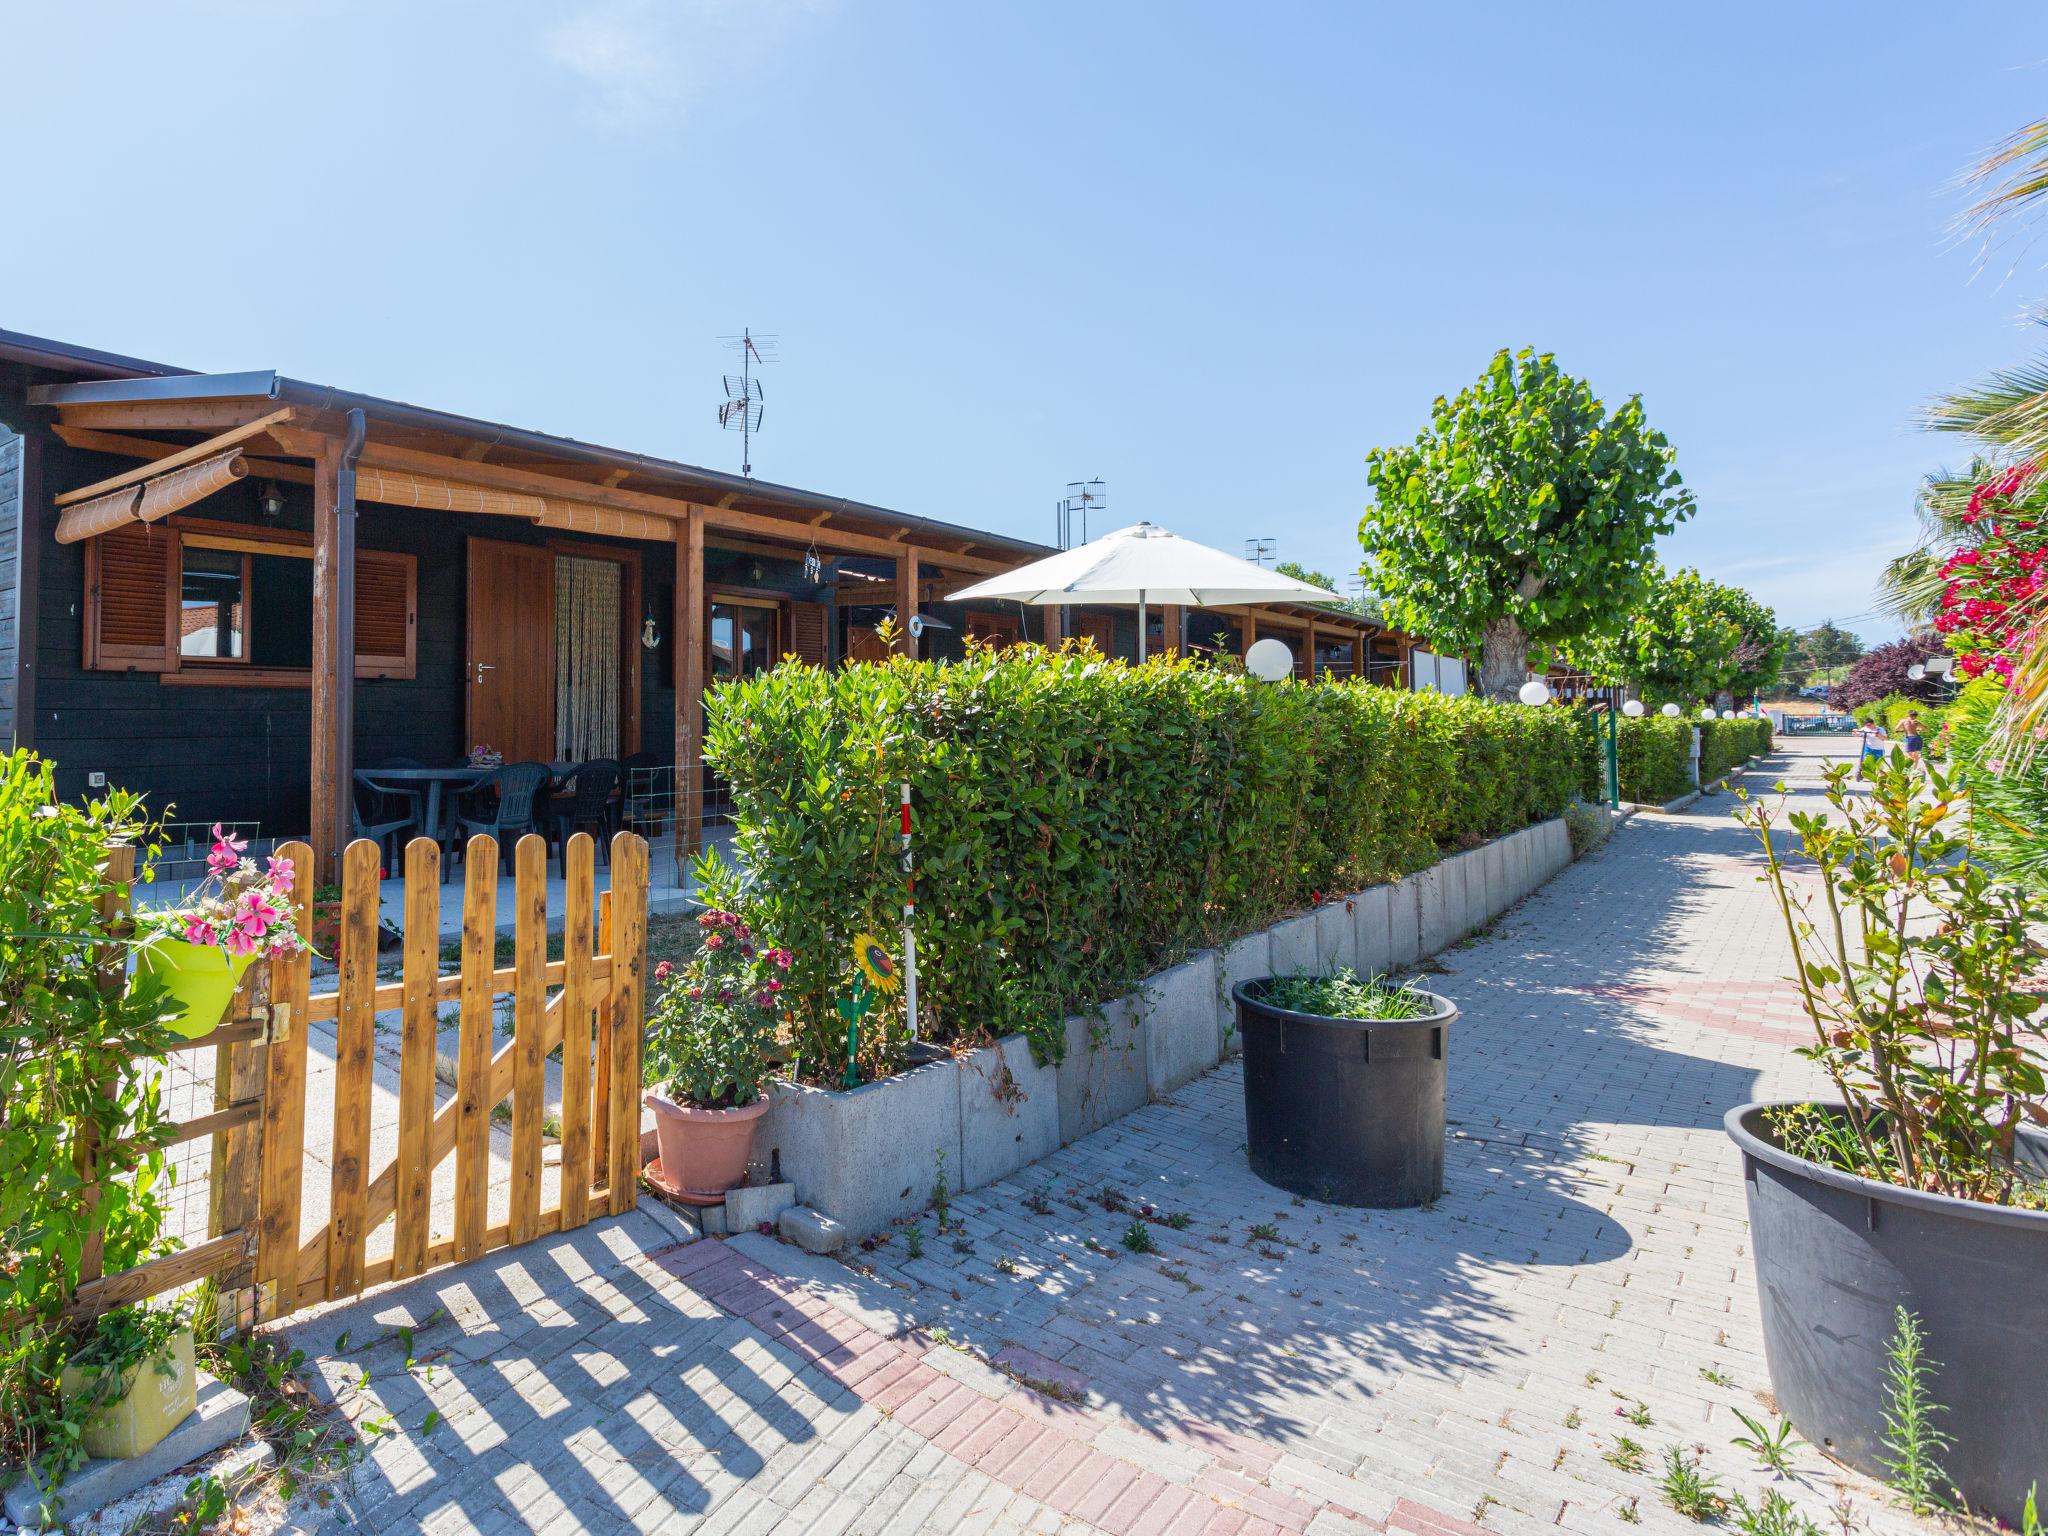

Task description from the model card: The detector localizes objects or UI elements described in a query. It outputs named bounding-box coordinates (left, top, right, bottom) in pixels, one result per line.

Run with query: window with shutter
left=789, top=600, right=830, bottom=666
left=84, top=522, right=173, bottom=671
left=82, top=516, right=417, bottom=682
left=354, top=549, right=415, bottom=678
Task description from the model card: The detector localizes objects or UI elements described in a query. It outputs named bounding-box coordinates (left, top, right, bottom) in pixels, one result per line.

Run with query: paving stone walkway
left=285, top=734, right=1929, bottom=1536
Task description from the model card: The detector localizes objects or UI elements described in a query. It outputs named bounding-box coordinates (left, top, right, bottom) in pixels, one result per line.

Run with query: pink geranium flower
left=266, top=853, right=296, bottom=893
left=222, top=926, right=260, bottom=958
left=182, top=915, right=218, bottom=946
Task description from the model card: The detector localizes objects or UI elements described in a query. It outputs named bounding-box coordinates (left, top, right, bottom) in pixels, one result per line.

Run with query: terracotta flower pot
left=643, top=1090, right=768, bottom=1206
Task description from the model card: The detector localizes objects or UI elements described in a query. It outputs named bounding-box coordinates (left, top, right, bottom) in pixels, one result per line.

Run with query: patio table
left=352, top=766, right=492, bottom=850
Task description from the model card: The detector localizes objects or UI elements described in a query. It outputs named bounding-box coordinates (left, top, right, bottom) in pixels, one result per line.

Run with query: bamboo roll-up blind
left=354, top=467, right=548, bottom=520
left=55, top=450, right=249, bottom=544
left=533, top=502, right=676, bottom=542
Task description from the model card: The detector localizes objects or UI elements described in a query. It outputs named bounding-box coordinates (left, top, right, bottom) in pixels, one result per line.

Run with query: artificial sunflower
left=851, top=932, right=899, bottom=995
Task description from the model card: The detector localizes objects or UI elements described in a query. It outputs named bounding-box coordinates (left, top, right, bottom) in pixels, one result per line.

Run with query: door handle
left=473, top=662, right=496, bottom=685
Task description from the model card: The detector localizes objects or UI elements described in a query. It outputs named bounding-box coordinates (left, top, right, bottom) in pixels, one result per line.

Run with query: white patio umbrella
left=946, top=521, right=1345, bottom=660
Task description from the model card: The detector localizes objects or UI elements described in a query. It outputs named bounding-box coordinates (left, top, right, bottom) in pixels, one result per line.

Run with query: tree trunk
left=1477, top=616, right=1530, bottom=702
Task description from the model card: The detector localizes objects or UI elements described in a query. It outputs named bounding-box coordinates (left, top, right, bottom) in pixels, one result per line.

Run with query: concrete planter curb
left=759, top=813, right=1576, bottom=1238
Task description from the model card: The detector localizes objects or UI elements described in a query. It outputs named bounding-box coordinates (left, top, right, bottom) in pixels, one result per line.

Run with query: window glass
left=249, top=552, right=314, bottom=668
left=180, top=548, right=243, bottom=658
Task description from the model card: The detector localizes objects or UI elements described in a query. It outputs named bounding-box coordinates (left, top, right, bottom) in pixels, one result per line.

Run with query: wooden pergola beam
left=56, top=400, right=279, bottom=434
left=54, top=409, right=298, bottom=506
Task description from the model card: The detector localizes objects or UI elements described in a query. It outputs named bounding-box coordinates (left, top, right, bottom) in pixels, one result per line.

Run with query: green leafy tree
left=1274, top=560, right=1337, bottom=593
left=1362, top=348, right=1694, bottom=699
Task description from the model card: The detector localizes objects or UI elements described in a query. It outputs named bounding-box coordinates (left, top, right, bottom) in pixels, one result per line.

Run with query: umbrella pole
left=1138, top=590, right=1147, bottom=662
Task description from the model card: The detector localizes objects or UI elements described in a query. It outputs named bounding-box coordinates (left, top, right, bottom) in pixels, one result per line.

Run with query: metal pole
left=901, top=780, right=917, bottom=1041
left=1605, top=696, right=1621, bottom=810
left=1137, top=591, right=1147, bottom=662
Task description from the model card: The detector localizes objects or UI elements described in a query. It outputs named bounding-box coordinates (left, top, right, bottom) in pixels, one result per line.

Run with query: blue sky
left=8, top=3, right=2046, bottom=643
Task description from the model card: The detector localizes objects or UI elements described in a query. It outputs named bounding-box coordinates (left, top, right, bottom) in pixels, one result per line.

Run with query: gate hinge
left=255, top=1002, right=292, bottom=1045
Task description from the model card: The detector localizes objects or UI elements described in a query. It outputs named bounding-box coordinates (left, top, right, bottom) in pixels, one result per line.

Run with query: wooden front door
left=466, top=538, right=555, bottom=764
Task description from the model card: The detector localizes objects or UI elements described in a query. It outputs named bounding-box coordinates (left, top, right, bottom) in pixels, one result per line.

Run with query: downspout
left=334, top=409, right=366, bottom=856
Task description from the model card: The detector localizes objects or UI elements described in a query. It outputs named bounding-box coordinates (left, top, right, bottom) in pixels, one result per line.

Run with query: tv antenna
left=1056, top=480, right=1106, bottom=548
left=717, top=328, right=776, bottom=476
left=1245, top=537, right=1276, bottom=566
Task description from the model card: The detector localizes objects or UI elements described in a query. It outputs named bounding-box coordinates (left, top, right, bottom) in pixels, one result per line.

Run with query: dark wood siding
left=0, top=424, right=19, bottom=745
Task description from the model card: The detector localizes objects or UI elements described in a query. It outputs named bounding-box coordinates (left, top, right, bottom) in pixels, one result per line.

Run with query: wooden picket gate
left=72, top=829, right=647, bottom=1326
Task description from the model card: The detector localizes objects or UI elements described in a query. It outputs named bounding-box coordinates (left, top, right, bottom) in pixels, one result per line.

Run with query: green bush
left=1609, top=715, right=1695, bottom=803
left=1946, top=679, right=2048, bottom=896
left=700, top=647, right=1590, bottom=1079
left=0, top=750, right=181, bottom=1487
left=1700, top=717, right=1773, bottom=782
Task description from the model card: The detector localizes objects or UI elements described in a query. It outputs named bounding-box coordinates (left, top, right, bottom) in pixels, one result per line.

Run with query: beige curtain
left=555, top=556, right=621, bottom=760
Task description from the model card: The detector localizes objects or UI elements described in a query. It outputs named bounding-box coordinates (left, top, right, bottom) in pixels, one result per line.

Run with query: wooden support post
left=896, top=548, right=920, bottom=656
left=1163, top=604, right=1182, bottom=657
left=1304, top=620, right=1317, bottom=680
left=310, top=443, right=341, bottom=882
left=1351, top=633, right=1366, bottom=683
left=676, top=507, right=705, bottom=859
left=1241, top=611, right=1257, bottom=656
left=1043, top=604, right=1063, bottom=647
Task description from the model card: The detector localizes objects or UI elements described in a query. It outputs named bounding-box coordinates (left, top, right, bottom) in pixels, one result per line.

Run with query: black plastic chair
left=456, top=762, right=552, bottom=874
left=351, top=779, right=419, bottom=869
left=551, top=759, right=620, bottom=867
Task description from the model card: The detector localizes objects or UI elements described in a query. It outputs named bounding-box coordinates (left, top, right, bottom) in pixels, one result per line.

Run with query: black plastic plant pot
left=1233, top=977, right=1454, bottom=1208
left=1726, top=1102, right=2048, bottom=1525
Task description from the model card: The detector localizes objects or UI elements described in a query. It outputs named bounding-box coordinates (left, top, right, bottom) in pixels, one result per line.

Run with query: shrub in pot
left=641, top=908, right=790, bottom=1205
left=1233, top=969, right=1456, bottom=1208
left=1732, top=750, right=2048, bottom=1523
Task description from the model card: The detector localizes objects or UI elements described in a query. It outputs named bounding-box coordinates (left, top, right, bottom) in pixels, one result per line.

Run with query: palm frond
left=1924, top=351, right=2048, bottom=458
left=1876, top=547, right=1950, bottom=628
left=1959, top=117, right=2048, bottom=248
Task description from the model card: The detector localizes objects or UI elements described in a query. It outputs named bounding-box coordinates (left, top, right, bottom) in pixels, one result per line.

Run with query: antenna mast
left=1056, top=480, right=1106, bottom=548
left=718, top=328, right=777, bottom=477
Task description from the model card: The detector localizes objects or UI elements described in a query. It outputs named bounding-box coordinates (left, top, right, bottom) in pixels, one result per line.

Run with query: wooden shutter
left=84, top=522, right=173, bottom=672
left=966, top=611, right=1020, bottom=649
left=790, top=600, right=830, bottom=666
left=354, top=549, right=416, bottom=679
left=1078, top=613, right=1115, bottom=654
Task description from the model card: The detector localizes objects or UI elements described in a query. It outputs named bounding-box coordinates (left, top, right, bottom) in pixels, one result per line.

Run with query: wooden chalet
left=0, top=329, right=1419, bottom=879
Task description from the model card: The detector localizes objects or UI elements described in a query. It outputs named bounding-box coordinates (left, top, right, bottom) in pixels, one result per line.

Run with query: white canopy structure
left=946, top=521, right=1346, bottom=659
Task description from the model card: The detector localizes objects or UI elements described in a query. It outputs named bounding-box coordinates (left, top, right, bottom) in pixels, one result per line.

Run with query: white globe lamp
left=1660, top=702, right=1681, bottom=718
left=1517, top=678, right=1553, bottom=706
left=1244, top=637, right=1295, bottom=683
left=1700, top=706, right=1716, bottom=721
left=1721, top=709, right=1736, bottom=720
left=1621, top=699, right=1645, bottom=718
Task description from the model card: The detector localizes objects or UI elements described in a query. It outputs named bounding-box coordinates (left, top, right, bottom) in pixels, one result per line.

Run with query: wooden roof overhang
left=28, top=371, right=1036, bottom=575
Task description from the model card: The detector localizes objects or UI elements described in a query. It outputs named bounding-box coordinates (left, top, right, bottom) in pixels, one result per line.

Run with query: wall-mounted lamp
left=257, top=480, right=288, bottom=521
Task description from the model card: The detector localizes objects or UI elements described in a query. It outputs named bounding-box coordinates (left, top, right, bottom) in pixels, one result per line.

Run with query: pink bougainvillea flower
left=766, top=979, right=783, bottom=993
left=207, top=822, right=249, bottom=876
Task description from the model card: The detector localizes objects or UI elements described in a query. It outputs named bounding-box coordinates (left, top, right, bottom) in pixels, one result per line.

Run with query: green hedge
left=1700, top=717, right=1773, bottom=782
left=1588, top=714, right=1773, bottom=804
left=702, top=648, right=1592, bottom=1077
left=1610, top=716, right=1695, bottom=803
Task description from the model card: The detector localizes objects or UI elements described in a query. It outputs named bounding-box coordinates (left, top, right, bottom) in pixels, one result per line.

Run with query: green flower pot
left=132, top=936, right=253, bottom=1039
